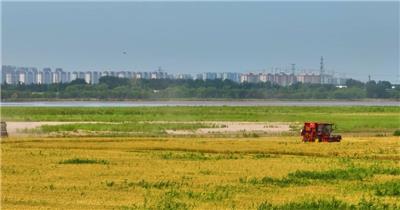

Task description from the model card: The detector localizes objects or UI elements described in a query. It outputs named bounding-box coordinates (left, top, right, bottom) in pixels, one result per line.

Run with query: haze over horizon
left=2, top=1, right=399, bottom=83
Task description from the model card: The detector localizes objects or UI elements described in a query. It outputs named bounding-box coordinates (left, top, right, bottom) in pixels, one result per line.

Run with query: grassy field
left=1, top=106, right=399, bottom=209
left=1, top=136, right=399, bottom=209
left=2, top=106, right=400, bottom=133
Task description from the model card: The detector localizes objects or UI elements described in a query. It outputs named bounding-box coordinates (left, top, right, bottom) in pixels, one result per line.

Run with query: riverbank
left=1, top=99, right=399, bottom=107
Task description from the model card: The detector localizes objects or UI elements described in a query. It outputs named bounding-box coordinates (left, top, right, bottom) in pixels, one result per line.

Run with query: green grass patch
left=156, top=190, right=190, bottom=210
left=288, top=166, right=400, bottom=181
left=374, top=180, right=400, bottom=196
left=159, top=152, right=241, bottom=161
left=241, top=166, right=400, bottom=188
left=258, top=198, right=348, bottom=210
left=258, top=198, right=398, bottom=210
left=287, top=167, right=373, bottom=181
left=135, top=180, right=180, bottom=190
left=393, top=129, right=400, bottom=136
left=104, top=176, right=192, bottom=191
left=59, top=158, right=109, bottom=165
left=104, top=179, right=178, bottom=190
left=239, top=176, right=309, bottom=187
left=185, top=185, right=234, bottom=202
left=252, top=153, right=277, bottom=159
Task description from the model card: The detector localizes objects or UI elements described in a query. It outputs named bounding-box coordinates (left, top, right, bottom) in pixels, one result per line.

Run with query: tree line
left=1, top=76, right=399, bottom=100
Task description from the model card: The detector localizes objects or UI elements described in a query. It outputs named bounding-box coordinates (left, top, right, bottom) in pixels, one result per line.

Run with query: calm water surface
left=1, top=100, right=398, bottom=107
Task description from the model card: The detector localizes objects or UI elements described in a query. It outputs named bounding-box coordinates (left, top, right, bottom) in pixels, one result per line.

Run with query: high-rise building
left=71, top=72, right=79, bottom=81
left=135, top=72, right=142, bottom=79
left=117, top=71, right=126, bottom=78
left=92, top=71, right=100, bottom=84
left=84, top=71, right=92, bottom=84
left=43, top=68, right=52, bottom=84
left=202, top=72, right=217, bottom=81
left=52, top=68, right=63, bottom=83
left=297, top=73, right=321, bottom=84
left=222, top=72, right=240, bottom=83
left=17, top=68, right=27, bottom=84
left=259, top=73, right=268, bottom=83
left=52, top=72, right=59, bottom=84
left=150, top=72, right=157, bottom=79
left=311, top=74, right=321, bottom=84
left=176, top=74, right=193, bottom=80
left=101, top=71, right=110, bottom=78
left=142, top=72, right=150, bottom=79
left=151, top=71, right=168, bottom=79
left=67, top=72, right=71, bottom=82
left=240, top=73, right=259, bottom=83
left=78, top=72, right=85, bottom=79
left=26, top=68, right=37, bottom=84
left=51, top=68, right=67, bottom=83
left=60, top=70, right=68, bottom=83
left=2, top=65, right=17, bottom=84
left=267, top=73, right=274, bottom=83
left=288, top=73, right=297, bottom=85
left=195, top=74, right=203, bottom=80
left=276, top=73, right=289, bottom=86
left=1, top=66, right=5, bottom=83
left=36, top=71, right=43, bottom=84
left=126, top=71, right=133, bottom=79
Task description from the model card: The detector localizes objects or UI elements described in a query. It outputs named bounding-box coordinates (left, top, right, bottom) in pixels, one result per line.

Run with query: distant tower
left=291, top=64, right=296, bottom=75
left=368, top=75, right=371, bottom=82
left=320, top=56, right=324, bottom=73
left=320, top=56, right=324, bottom=84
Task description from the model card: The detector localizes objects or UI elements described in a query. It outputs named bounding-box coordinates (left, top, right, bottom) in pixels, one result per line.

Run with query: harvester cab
left=301, top=122, right=341, bottom=142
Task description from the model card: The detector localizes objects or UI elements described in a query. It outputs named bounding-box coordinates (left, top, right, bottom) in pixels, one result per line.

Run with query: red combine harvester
left=301, top=122, right=341, bottom=142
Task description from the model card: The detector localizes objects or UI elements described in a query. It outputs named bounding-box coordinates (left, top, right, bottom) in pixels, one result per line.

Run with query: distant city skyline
left=2, top=64, right=346, bottom=86
left=2, top=2, right=399, bottom=83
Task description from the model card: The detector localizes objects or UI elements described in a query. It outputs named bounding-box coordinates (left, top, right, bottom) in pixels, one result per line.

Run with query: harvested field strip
left=6, top=121, right=292, bottom=137
left=3, top=106, right=400, bottom=133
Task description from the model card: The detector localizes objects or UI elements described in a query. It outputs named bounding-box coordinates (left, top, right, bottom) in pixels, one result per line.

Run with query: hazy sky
left=2, top=1, right=399, bottom=82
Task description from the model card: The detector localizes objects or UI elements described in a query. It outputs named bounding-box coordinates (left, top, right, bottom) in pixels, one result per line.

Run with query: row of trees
left=1, top=77, right=399, bottom=100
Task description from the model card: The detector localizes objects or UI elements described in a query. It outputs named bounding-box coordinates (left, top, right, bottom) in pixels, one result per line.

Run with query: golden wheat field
left=1, top=136, right=399, bottom=209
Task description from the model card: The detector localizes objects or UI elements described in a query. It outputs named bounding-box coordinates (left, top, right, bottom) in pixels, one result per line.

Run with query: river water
left=1, top=100, right=398, bottom=107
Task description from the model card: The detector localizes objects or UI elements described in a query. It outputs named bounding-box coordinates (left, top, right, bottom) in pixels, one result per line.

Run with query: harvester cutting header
left=301, top=122, right=341, bottom=142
